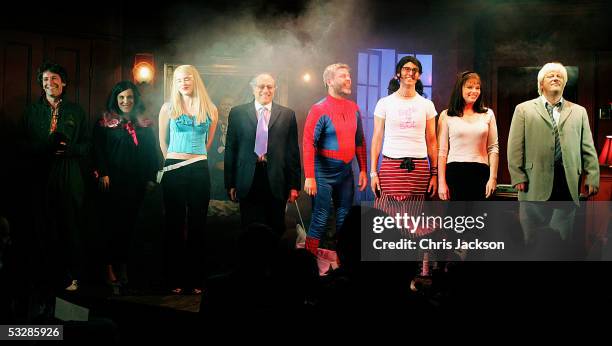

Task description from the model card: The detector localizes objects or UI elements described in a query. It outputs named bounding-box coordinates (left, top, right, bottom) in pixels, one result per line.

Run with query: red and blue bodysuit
left=303, top=95, right=367, bottom=252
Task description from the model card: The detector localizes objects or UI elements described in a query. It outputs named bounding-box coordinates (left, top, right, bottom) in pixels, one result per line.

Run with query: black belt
left=383, top=156, right=426, bottom=172
left=400, top=158, right=415, bottom=172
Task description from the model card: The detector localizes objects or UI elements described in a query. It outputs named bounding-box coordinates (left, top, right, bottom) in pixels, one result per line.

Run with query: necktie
left=254, top=107, right=269, bottom=158
left=49, top=103, right=60, bottom=134
left=545, top=102, right=562, bottom=163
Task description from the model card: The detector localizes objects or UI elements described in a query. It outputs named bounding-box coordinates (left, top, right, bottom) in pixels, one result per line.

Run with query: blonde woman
left=158, top=65, right=218, bottom=295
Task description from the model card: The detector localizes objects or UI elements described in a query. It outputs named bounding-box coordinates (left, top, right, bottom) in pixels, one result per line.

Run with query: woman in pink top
left=438, top=71, right=499, bottom=201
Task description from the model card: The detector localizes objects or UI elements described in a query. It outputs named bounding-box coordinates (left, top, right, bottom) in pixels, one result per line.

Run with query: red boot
left=305, top=236, right=320, bottom=256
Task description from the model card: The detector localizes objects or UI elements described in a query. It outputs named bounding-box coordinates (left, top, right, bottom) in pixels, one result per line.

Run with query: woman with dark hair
left=93, top=81, right=159, bottom=294
left=438, top=71, right=498, bottom=201
left=370, top=56, right=438, bottom=237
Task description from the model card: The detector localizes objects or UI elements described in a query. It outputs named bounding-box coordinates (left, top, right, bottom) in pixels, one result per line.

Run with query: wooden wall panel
left=90, top=39, right=122, bottom=120
left=0, top=31, right=43, bottom=126
left=3, top=43, right=30, bottom=124
left=1, top=31, right=122, bottom=126
left=45, top=36, right=92, bottom=119
left=595, top=51, right=612, bottom=153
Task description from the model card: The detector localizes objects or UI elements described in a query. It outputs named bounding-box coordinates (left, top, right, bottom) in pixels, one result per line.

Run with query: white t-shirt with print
left=374, top=93, right=437, bottom=158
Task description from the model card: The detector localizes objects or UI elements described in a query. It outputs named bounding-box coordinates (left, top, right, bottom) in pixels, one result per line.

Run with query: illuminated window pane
left=357, top=85, right=367, bottom=112
left=416, top=54, right=432, bottom=86
left=423, top=87, right=432, bottom=100
left=358, top=53, right=368, bottom=85
left=368, top=86, right=379, bottom=117
left=368, top=57, right=379, bottom=86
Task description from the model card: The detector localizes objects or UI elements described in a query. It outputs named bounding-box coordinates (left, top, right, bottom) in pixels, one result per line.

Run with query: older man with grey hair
left=508, top=62, right=599, bottom=253
left=224, top=73, right=301, bottom=236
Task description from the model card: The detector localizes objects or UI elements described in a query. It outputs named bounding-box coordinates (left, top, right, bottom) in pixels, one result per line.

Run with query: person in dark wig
left=370, top=56, right=438, bottom=237
left=93, top=80, right=159, bottom=294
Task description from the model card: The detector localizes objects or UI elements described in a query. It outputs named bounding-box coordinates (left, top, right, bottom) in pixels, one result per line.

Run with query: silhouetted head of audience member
left=336, top=206, right=394, bottom=273
left=238, top=223, right=279, bottom=274
left=0, top=216, right=9, bottom=270
left=336, top=206, right=364, bottom=272
left=275, top=248, right=319, bottom=306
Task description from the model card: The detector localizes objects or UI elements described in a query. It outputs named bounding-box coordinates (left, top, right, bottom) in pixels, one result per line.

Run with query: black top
left=93, top=113, right=159, bottom=187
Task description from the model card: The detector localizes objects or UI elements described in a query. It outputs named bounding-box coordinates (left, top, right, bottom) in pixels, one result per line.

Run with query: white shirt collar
left=540, top=95, right=564, bottom=108
left=254, top=101, right=272, bottom=112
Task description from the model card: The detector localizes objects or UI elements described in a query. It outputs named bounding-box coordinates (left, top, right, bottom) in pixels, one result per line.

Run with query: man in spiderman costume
left=302, top=63, right=368, bottom=255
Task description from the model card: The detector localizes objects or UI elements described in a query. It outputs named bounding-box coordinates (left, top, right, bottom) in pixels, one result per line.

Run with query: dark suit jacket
left=225, top=101, right=301, bottom=201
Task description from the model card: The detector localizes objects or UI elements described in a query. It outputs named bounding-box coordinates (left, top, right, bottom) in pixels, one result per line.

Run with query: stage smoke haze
left=162, top=0, right=371, bottom=84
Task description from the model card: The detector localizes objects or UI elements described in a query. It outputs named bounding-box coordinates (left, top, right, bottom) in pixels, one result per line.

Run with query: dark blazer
left=225, top=101, right=301, bottom=201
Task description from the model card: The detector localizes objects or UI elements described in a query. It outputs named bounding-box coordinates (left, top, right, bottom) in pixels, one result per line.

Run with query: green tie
left=545, top=102, right=562, bottom=163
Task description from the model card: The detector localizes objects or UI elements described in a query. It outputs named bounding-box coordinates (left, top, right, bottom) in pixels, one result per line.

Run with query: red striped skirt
left=374, top=156, right=434, bottom=237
